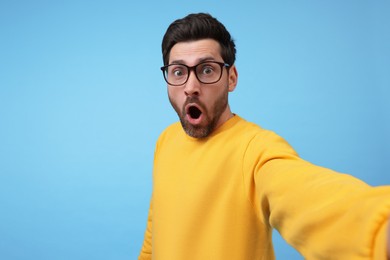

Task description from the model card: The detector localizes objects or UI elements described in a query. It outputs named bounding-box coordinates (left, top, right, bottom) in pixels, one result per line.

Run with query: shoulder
left=162, top=122, right=182, bottom=135
left=156, top=122, right=183, bottom=143
left=233, top=115, right=277, bottom=141
left=234, top=116, right=297, bottom=156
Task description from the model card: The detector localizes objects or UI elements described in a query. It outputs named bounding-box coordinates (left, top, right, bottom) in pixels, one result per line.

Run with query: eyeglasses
left=160, top=61, right=230, bottom=86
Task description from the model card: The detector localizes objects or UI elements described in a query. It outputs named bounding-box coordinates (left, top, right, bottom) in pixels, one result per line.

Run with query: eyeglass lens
left=163, top=62, right=225, bottom=86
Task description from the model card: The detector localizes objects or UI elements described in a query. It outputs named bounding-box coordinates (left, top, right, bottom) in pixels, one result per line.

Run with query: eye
left=173, top=69, right=183, bottom=77
left=169, top=65, right=186, bottom=77
left=202, top=66, right=213, bottom=74
left=200, top=64, right=216, bottom=75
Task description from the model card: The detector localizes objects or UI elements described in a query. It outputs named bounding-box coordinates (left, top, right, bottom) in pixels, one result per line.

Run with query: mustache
left=184, top=96, right=200, bottom=106
left=183, top=96, right=204, bottom=108
left=182, top=97, right=206, bottom=114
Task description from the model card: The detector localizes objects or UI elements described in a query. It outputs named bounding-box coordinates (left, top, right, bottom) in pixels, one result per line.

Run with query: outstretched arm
left=244, top=131, right=390, bottom=259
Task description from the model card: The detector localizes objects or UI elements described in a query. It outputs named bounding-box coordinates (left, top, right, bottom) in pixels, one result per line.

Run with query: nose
left=184, top=70, right=201, bottom=96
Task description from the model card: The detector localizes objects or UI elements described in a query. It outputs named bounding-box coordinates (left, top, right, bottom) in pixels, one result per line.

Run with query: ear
left=228, top=65, right=238, bottom=92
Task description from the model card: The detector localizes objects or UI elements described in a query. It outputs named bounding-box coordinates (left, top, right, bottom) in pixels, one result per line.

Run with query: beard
left=169, top=89, right=229, bottom=138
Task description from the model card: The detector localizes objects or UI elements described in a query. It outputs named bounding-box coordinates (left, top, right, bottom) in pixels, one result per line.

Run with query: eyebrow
left=169, top=56, right=217, bottom=65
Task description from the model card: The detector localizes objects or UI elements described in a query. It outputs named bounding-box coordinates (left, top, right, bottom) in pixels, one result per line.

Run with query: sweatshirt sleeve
left=243, top=130, right=390, bottom=260
left=138, top=201, right=153, bottom=260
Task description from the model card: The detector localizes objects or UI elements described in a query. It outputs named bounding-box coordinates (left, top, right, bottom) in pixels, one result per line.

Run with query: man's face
left=167, top=39, right=237, bottom=138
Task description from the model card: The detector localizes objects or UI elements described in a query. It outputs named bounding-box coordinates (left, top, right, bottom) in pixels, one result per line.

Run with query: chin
left=180, top=120, right=209, bottom=138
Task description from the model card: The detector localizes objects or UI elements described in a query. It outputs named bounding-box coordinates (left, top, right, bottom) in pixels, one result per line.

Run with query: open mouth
left=188, top=105, right=202, bottom=119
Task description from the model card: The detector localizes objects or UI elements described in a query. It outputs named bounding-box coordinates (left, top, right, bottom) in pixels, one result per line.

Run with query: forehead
left=169, top=39, right=222, bottom=65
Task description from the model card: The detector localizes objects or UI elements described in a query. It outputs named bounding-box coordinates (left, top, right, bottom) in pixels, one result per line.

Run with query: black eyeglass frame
left=160, top=61, right=230, bottom=86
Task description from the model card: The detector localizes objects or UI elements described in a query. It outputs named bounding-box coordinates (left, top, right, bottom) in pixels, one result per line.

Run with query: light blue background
left=0, top=1, right=389, bottom=259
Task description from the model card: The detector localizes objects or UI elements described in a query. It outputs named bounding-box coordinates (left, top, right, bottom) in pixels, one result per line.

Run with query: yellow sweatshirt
left=139, top=115, right=390, bottom=260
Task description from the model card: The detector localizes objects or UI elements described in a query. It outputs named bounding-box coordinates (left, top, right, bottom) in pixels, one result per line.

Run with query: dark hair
left=161, top=13, right=236, bottom=66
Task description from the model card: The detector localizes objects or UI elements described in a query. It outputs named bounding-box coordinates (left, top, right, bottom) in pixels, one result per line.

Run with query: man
left=139, top=13, right=390, bottom=259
